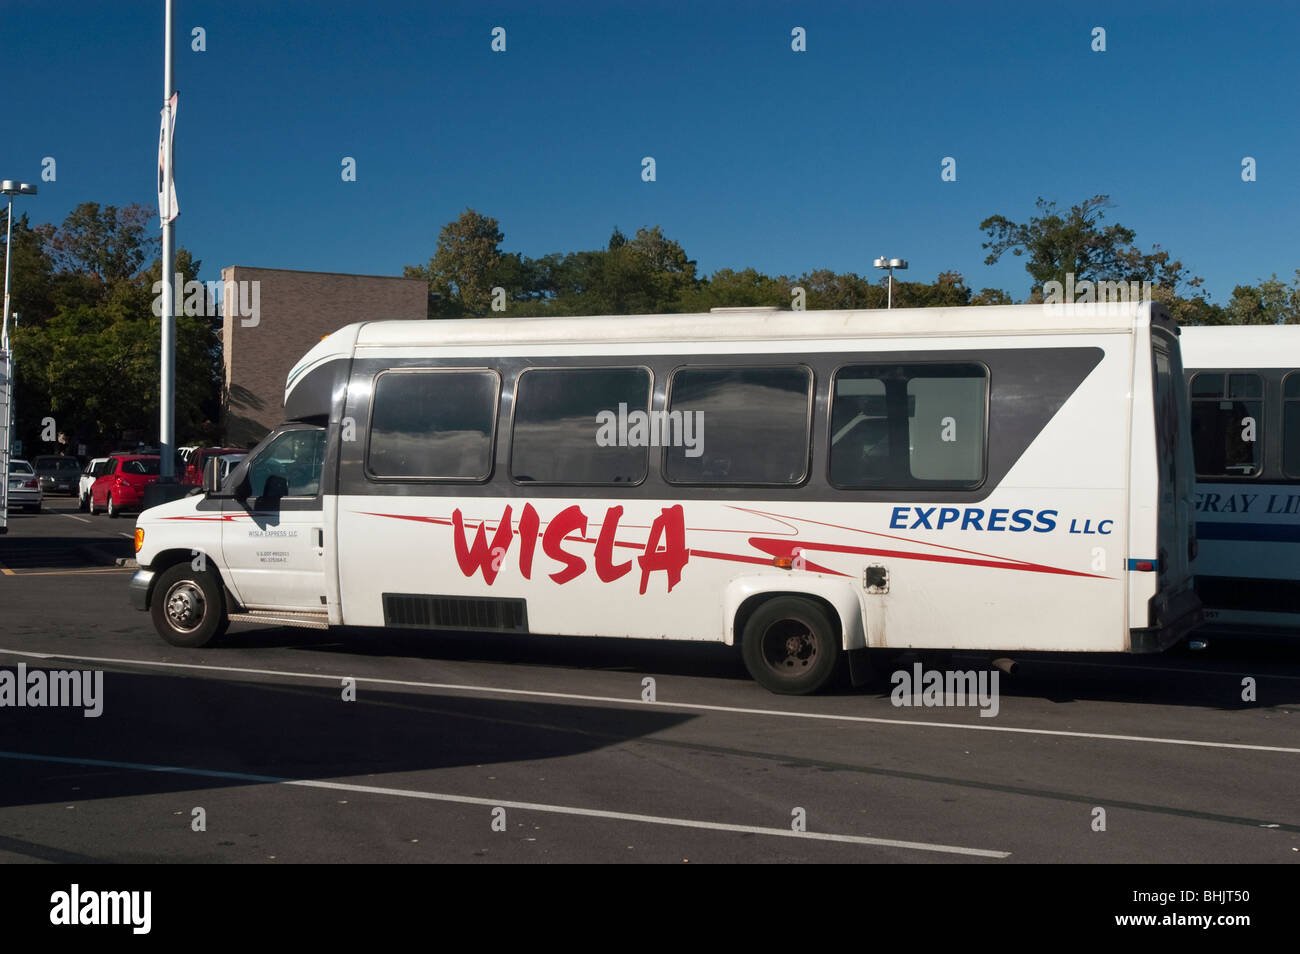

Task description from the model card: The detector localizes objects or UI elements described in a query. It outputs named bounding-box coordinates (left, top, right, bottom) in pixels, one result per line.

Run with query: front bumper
left=129, top=568, right=155, bottom=611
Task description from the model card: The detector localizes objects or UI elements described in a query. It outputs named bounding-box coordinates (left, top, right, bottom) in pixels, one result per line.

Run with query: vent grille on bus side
left=382, top=593, right=529, bottom=633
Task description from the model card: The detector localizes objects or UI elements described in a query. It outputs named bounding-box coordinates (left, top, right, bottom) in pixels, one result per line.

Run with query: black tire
left=78, top=493, right=89, bottom=512
left=106, top=494, right=118, bottom=518
left=150, top=563, right=228, bottom=648
left=740, top=597, right=841, bottom=695
left=88, top=494, right=99, bottom=515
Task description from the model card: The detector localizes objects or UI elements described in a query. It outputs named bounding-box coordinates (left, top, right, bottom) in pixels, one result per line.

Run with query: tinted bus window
left=831, top=364, right=987, bottom=489
left=367, top=370, right=499, bottom=480
left=664, top=367, right=812, bottom=485
left=1285, top=372, right=1300, bottom=478
left=511, top=368, right=651, bottom=484
left=1189, top=372, right=1262, bottom=477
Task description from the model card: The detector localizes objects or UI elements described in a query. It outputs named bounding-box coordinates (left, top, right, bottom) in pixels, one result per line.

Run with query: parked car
left=33, top=455, right=82, bottom=496
left=78, top=457, right=114, bottom=511
left=5, top=459, right=43, bottom=513
left=182, top=447, right=244, bottom=487
left=116, top=446, right=185, bottom=475
left=88, top=455, right=161, bottom=518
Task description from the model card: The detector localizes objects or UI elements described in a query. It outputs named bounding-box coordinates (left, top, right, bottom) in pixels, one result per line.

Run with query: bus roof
left=285, top=301, right=1171, bottom=403
left=349, top=302, right=1165, bottom=349
left=1178, top=324, right=1298, bottom=368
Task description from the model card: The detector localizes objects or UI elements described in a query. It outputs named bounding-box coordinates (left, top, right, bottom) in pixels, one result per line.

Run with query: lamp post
left=1, top=180, right=36, bottom=535
left=873, top=256, right=908, bottom=310
left=2, top=181, right=38, bottom=350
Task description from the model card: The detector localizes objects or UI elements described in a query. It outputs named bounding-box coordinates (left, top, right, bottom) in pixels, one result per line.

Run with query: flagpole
left=159, top=0, right=175, bottom=480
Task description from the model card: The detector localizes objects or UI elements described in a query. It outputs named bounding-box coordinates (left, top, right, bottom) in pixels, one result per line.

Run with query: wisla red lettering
left=517, top=503, right=540, bottom=579
left=450, top=503, right=689, bottom=592
left=639, top=504, right=688, bottom=594
left=542, top=505, right=588, bottom=584
left=594, top=505, right=632, bottom=582
left=452, top=506, right=513, bottom=584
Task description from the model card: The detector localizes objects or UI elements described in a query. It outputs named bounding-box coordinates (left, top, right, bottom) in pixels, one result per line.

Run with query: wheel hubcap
left=761, top=618, right=817, bottom=673
left=165, top=581, right=206, bottom=632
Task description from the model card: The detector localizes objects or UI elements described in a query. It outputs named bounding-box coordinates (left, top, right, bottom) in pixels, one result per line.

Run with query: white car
left=79, top=457, right=113, bottom=512
left=6, top=459, right=43, bottom=513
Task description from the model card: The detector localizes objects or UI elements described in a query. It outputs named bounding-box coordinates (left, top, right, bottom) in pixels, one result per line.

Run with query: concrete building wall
left=221, top=266, right=427, bottom=446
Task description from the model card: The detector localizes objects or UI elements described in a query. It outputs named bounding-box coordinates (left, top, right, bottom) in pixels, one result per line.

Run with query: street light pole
left=1, top=180, right=37, bottom=535
left=159, top=0, right=176, bottom=480
left=2, top=182, right=37, bottom=347
left=873, top=256, right=909, bottom=310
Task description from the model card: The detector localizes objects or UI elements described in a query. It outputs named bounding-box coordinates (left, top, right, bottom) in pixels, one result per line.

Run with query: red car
left=89, top=455, right=161, bottom=518
left=181, top=447, right=244, bottom=487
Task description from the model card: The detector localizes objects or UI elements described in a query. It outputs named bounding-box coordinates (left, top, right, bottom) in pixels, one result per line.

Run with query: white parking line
left=0, top=749, right=1008, bottom=858
left=56, top=513, right=91, bottom=524
left=4, top=648, right=1298, bottom=755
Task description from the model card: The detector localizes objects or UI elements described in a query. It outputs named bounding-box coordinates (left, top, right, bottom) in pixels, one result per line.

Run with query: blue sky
left=4, top=0, right=1297, bottom=302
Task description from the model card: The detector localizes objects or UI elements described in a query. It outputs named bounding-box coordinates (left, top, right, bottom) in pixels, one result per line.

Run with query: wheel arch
left=724, top=576, right=866, bottom=651
left=140, top=548, right=232, bottom=610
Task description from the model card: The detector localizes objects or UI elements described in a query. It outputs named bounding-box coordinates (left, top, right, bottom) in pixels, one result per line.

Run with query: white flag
left=157, top=91, right=179, bottom=225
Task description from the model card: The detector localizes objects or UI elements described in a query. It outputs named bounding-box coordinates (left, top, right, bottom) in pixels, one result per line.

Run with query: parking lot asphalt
left=0, top=496, right=1297, bottom=863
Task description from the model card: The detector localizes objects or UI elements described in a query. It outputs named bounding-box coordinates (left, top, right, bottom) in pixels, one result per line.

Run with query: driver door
left=221, top=426, right=327, bottom=612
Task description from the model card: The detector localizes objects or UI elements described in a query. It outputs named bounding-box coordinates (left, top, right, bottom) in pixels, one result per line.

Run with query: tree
left=676, top=268, right=790, bottom=311
left=981, top=196, right=1139, bottom=292
left=47, top=202, right=158, bottom=283
left=980, top=195, right=1205, bottom=296
left=407, top=209, right=505, bottom=317
left=792, top=269, right=883, bottom=310
left=0, top=212, right=56, bottom=324
left=1222, top=273, right=1300, bottom=325
left=970, top=287, right=1014, bottom=306
left=627, top=226, right=700, bottom=310
left=9, top=203, right=219, bottom=453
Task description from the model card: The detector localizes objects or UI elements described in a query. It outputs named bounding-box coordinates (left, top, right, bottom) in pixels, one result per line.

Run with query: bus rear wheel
left=741, top=597, right=840, bottom=695
left=151, top=563, right=228, bottom=648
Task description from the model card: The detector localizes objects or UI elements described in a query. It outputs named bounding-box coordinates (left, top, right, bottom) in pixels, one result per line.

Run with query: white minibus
left=1179, top=325, right=1300, bottom=635
left=130, top=302, right=1201, bottom=693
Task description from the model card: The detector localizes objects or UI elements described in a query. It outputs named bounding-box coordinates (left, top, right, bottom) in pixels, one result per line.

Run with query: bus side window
left=830, top=364, right=987, bottom=490
left=663, top=366, right=812, bottom=486
left=367, top=369, right=499, bottom=481
left=1190, top=372, right=1263, bottom=477
left=1284, top=372, right=1300, bottom=478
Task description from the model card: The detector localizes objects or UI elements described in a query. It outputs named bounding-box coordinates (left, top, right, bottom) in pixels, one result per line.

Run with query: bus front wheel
left=151, top=563, right=228, bottom=648
left=741, top=597, right=841, bottom=695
